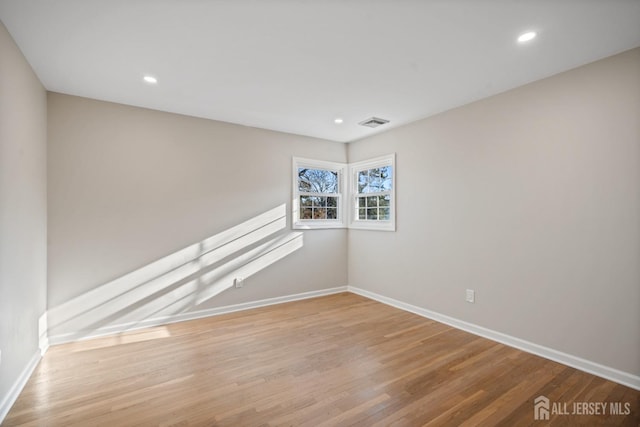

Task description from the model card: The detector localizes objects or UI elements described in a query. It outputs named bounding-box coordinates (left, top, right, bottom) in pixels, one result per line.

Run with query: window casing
left=292, top=154, right=395, bottom=231
left=349, top=154, right=396, bottom=231
left=292, top=158, right=347, bottom=229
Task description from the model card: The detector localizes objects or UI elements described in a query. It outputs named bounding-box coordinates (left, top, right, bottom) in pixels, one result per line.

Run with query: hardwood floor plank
left=3, top=292, right=638, bottom=426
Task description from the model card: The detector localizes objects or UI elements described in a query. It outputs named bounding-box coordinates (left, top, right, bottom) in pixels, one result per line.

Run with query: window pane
left=327, top=208, right=337, bottom=219
left=301, top=208, right=312, bottom=219
left=357, top=203, right=390, bottom=221
left=313, top=208, right=327, bottom=219
left=358, top=170, right=369, bottom=192
left=366, top=196, right=378, bottom=208
left=327, top=196, right=337, bottom=208
left=379, top=195, right=390, bottom=207
left=357, top=166, right=392, bottom=194
left=298, top=168, right=338, bottom=193
left=358, top=197, right=366, bottom=208
left=380, top=166, right=392, bottom=191
left=300, top=196, right=312, bottom=207
left=312, top=196, right=327, bottom=207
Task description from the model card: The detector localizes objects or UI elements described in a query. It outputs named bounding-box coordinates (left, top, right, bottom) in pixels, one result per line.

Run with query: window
left=292, top=154, right=395, bottom=231
left=350, top=154, right=395, bottom=231
left=292, top=158, right=347, bottom=229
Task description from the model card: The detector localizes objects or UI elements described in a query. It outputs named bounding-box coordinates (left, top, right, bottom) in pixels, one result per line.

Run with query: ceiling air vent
left=358, top=117, right=390, bottom=128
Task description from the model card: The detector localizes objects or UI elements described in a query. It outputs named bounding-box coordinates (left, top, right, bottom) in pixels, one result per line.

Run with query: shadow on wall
left=45, top=204, right=303, bottom=343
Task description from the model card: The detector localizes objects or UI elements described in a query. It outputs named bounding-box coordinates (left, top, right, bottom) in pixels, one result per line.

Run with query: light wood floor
left=4, top=293, right=639, bottom=426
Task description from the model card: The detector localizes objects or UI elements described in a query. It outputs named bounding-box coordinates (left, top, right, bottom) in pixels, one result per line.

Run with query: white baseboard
left=348, top=286, right=640, bottom=391
left=48, top=286, right=348, bottom=346
left=0, top=350, right=42, bottom=424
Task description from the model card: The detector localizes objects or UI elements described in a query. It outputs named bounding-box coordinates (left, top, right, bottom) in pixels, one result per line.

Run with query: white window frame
left=292, top=157, right=347, bottom=229
left=349, top=154, right=396, bottom=231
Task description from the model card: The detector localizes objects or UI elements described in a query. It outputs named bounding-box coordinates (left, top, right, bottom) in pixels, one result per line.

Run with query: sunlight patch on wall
left=46, top=204, right=302, bottom=341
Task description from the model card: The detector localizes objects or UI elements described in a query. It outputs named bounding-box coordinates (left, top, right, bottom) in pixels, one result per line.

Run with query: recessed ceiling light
left=143, top=75, right=158, bottom=84
left=334, top=118, right=344, bottom=124
left=517, top=31, right=537, bottom=43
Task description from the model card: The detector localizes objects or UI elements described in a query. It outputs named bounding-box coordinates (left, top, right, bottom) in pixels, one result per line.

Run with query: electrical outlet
left=234, top=277, right=244, bottom=288
left=465, top=289, right=475, bottom=303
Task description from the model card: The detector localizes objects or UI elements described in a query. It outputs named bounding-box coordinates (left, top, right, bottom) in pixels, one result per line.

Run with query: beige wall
left=348, top=48, right=640, bottom=375
left=47, top=93, right=348, bottom=338
left=0, top=20, right=47, bottom=406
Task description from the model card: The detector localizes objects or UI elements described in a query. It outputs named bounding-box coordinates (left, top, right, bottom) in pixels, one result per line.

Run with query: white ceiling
left=1, top=1, right=639, bottom=143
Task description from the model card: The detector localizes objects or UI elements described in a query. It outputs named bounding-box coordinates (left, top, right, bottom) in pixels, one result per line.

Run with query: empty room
left=1, top=1, right=639, bottom=425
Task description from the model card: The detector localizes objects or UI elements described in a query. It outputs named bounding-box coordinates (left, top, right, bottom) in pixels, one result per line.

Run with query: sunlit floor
left=5, top=293, right=640, bottom=426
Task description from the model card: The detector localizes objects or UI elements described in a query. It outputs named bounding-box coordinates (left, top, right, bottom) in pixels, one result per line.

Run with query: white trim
left=39, top=338, right=49, bottom=357
left=48, top=286, right=348, bottom=346
left=292, top=157, right=347, bottom=229
left=38, top=311, right=49, bottom=355
left=293, top=157, right=346, bottom=171
left=347, top=286, right=640, bottom=391
left=0, top=350, right=42, bottom=424
left=348, top=153, right=396, bottom=231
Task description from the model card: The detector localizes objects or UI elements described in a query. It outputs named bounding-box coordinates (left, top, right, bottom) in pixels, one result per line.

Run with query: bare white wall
left=47, top=93, right=347, bottom=339
left=0, top=20, right=47, bottom=408
left=348, top=48, right=640, bottom=376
